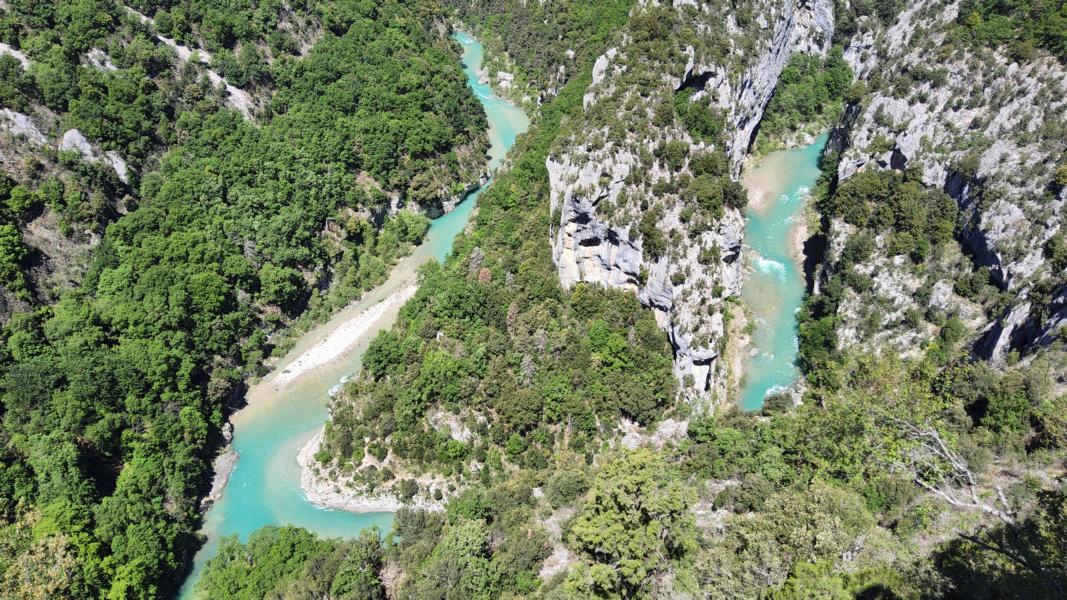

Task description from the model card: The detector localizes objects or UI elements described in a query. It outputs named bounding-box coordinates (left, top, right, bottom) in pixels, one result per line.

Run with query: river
left=739, top=134, right=827, bottom=411
left=177, top=31, right=529, bottom=598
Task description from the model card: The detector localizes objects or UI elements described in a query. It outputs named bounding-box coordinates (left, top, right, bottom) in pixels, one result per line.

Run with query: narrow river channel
left=178, top=31, right=529, bottom=598
left=739, top=134, right=827, bottom=411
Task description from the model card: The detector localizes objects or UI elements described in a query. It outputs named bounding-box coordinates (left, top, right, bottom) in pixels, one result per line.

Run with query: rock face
left=719, top=0, right=834, bottom=173
left=126, top=7, right=257, bottom=119
left=60, top=129, right=95, bottom=158
left=0, top=109, right=47, bottom=146
left=548, top=0, right=833, bottom=403
left=824, top=0, right=1066, bottom=361
left=58, top=129, right=130, bottom=183
left=0, top=42, right=29, bottom=69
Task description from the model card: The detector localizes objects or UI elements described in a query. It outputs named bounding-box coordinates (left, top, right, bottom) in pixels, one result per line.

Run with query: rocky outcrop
left=548, top=0, right=834, bottom=403
left=720, top=0, right=834, bottom=173
left=0, top=109, right=47, bottom=146
left=421, top=173, right=488, bottom=219
left=0, top=42, right=29, bottom=69
left=826, top=0, right=1066, bottom=360
left=298, top=428, right=445, bottom=513
left=58, top=129, right=130, bottom=183
left=126, top=7, right=257, bottom=119
left=201, top=449, right=238, bottom=509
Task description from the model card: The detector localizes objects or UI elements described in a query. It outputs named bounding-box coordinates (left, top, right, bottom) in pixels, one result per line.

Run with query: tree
left=934, top=488, right=1067, bottom=599
left=565, top=449, right=696, bottom=598
left=0, top=224, right=27, bottom=288
left=258, top=262, right=305, bottom=309
left=330, top=531, right=385, bottom=600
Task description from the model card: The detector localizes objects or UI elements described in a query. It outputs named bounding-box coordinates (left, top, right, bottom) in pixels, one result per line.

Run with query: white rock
left=105, top=151, right=129, bottom=183
left=60, top=129, right=95, bottom=159
left=0, top=42, right=29, bottom=69
left=86, top=48, right=117, bottom=71
left=0, top=109, right=47, bottom=145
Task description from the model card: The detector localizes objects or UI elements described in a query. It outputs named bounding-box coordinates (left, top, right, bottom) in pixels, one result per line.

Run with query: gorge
left=178, top=32, right=529, bottom=598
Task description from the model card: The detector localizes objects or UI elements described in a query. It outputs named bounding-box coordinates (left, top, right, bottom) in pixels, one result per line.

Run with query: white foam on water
left=763, top=385, right=790, bottom=399
left=754, top=255, right=787, bottom=274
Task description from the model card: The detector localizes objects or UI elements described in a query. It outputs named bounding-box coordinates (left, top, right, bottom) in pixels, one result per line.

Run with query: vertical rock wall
left=548, top=0, right=834, bottom=403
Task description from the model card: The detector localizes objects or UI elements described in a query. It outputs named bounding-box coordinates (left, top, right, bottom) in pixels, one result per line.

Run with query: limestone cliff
left=548, top=0, right=834, bottom=403
left=822, top=0, right=1066, bottom=361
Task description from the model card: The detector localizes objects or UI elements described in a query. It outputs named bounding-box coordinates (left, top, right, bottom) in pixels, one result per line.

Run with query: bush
left=398, top=479, right=419, bottom=501
left=258, top=262, right=305, bottom=309
left=545, top=469, right=591, bottom=508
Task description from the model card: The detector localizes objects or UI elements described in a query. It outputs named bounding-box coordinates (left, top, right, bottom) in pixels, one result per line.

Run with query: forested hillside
left=0, top=1, right=486, bottom=597
left=263, top=0, right=1064, bottom=598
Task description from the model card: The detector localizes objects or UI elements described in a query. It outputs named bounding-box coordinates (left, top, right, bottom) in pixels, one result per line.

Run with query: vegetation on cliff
left=0, top=2, right=485, bottom=597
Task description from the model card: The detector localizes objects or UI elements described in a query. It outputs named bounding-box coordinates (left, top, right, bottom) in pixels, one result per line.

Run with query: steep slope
left=806, top=0, right=1065, bottom=367
left=447, top=0, right=635, bottom=106
left=548, top=0, right=832, bottom=402
left=0, top=3, right=487, bottom=597
left=0, top=1, right=487, bottom=321
left=206, top=2, right=1067, bottom=599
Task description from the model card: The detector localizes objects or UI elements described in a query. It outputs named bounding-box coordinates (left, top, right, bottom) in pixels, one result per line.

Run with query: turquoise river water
left=739, top=134, right=827, bottom=411
left=178, top=32, right=529, bottom=598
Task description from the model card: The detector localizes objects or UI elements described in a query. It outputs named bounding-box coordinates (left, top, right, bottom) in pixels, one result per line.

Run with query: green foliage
left=322, top=65, right=676, bottom=481
left=545, top=468, right=591, bottom=509
left=392, top=479, right=547, bottom=600
left=674, top=88, right=724, bottom=144
left=698, top=480, right=876, bottom=598
left=684, top=173, right=747, bottom=222
left=565, top=449, right=696, bottom=598
left=1045, top=231, right=1067, bottom=273
left=449, top=0, right=634, bottom=98
left=934, top=487, right=1067, bottom=598
left=799, top=164, right=962, bottom=374
left=955, top=0, right=1067, bottom=61
left=0, top=224, right=27, bottom=291
left=638, top=204, right=666, bottom=259
left=656, top=139, right=690, bottom=172
left=0, top=3, right=486, bottom=597
left=757, top=47, right=852, bottom=145
left=197, top=526, right=385, bottom=600
left=833, top=0, right=907, bottom=44
left=258, top=262, right=305, bottom=310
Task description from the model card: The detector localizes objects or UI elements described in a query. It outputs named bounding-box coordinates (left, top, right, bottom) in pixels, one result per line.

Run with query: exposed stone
left=0, top=42, right=29, bottom=69
left=86, top=48, right=117, bottom=71
left=0, top=109, right=47, bottom=145
left=59, top=129, right=95, bottom=159
left=105, top=151, right=129, bottom=184
left=829, top=0, right=1066, bottom=361
left=549, top=0, right=834, bottom=403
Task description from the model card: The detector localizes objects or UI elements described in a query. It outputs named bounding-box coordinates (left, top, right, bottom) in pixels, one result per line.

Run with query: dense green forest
left=0, top=1, right=486, bottom=597
left=312, top=55, right=677, bottom=494
left=954, top=0, right=1067, bottom=61
left=755, top=46, right=853, bottom=149
left=202, top=2, right=1066, bottom=598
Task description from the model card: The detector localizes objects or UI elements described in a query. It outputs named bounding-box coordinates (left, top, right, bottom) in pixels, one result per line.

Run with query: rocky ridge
left=826, top=0, right=1066, bottom=360
left=548, top=0, right=834, bottom=403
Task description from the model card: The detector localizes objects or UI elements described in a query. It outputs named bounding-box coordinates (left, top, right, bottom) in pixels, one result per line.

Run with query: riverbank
left=742, top=150, right=810, bottom=266
left=272, top=284, right=417, bottom=389
left=177, top=31, right=530, bottom=598
left=297, top=430, right=445, bottom=513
